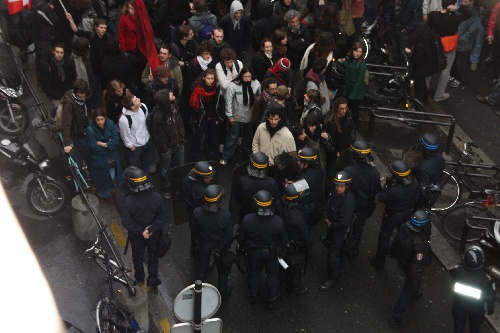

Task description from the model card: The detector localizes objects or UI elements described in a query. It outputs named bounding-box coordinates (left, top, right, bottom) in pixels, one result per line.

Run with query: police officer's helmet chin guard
left=193, top=161, right=216, bottom=181
left=389, top=159, right=414, bottom=186
left=297, top=147, right=319, bottom=166
left=333, top=171, right=352, bottom=186
left=203, top=184, right=224, bottom=212
left=125, top=166, right=152, bottom=192
left=248, top=152, right=269, bottom=178
left=350, top=140, right=374, bottom=162
left=420, top=133, right=440, bottom=155
left=410, top=208, right=431, bottom=229
left=283, top=179, right=310, bottom=209
left=463, top=245, right=485, bottom=271
left=253, top=190, right=274, bottom=216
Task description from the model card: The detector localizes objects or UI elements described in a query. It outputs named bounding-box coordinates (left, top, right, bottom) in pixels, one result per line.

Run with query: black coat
left=100, top=52, right=141, bottom=90
left=409, top=36, right=438, bottom=78
left=251, top=50, right=279, bottom=82
left=285, top=24, right=312, bottom=69
left=219, top=13, right=252, bottom=53
left=146, top=0, right=171, bottom=43
left=39, top=55, right=76, bottom=100
left=252, top=0, right=281, bottom=50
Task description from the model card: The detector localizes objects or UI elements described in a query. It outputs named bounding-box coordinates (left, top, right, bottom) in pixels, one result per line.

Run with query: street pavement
left=5, top=47, right=500, bottom=332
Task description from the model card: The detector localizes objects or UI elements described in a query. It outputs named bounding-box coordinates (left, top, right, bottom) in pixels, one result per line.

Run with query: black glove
left=385, top=175, right=396, bottom=188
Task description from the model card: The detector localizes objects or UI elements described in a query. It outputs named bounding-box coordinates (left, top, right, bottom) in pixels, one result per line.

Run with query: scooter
left=0, top=128, right=70, bottom=216
left=0, top=27, right=30, bottom=136
left=478, top=201, right=500, bottom=283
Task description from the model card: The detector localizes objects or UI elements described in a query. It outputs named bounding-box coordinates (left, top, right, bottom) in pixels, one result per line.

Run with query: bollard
left=115, top=286, right=149, bottom=330
left=71, top=194, right=99, bottom=241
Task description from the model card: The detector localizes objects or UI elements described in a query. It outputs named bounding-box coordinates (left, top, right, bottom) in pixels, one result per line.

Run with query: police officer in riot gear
left=415, top=133, right=445, bottom=209
left=233, top=152, right=281, bottom=221
left=369, top=160, right=421, bottom=268
left=387, top=209, right=432, bottom=328
left=295, top=148, right=325, bottom=224
left=275, top=179, right=310, bottom=295
left=122, top=167, right=168, bottom=287
left=192, top=185, right=234, bottom=299
left=182, top=161, right=216, bottom=254
left=450, top=245, right=496, bottom=333
left=236, top=190, right=288, bottom=311
left=343, top=140, right=381, bottom=257
left=319, top=171, right=356, bottom=291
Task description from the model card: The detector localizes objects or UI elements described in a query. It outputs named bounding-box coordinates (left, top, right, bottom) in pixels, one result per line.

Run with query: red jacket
left=487, top=1, right=500, bottom=36
left=118, top=14, right=137, bottom=53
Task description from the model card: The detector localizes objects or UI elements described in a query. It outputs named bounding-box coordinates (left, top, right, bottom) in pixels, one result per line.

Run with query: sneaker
left=470, top=63, right=478, bottom=71
left=450, top=79, right=461, bottom=88
left=147, top=276, right=162, bottom=287
left=318, top=279, right=336, bottom=291
left=219, top=159, right=227, bottom=165
left=368, top=256, right=385, bottom=268
left=149, top=164, right=157, bottom=175
left=161, top=192, right=172, bottom=199
left=448, top=76, right=455, bottom=82
left=434, top=93, right=450, bottom=102
left=387, top=316, right=406, bottom=329
left=477, top=95, right=496, bottom=106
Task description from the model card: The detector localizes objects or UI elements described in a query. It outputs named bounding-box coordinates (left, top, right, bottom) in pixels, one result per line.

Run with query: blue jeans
left=73, top=138, right=90, bottom=171
left=221, top=121, right=253, bottom=161
left=125, top=140, right=153, bottom=177
left=96, top=167, right=116, bottom=198
left=160, top=144, right=185, bottom=193
left=470, top=24, right=485, bottom=65
left=488, top=81, right=500, bottom=103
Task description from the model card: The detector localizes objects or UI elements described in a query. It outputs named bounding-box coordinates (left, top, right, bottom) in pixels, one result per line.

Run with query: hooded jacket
left=252, top=0, right=281, bottom=50
left=219, top=1, right=251, bottom=53
left=152, top=90, right=185, bottom=153
left=118, top=103, right=150, bottom=148
left=188, top=12, right=218, bottom=40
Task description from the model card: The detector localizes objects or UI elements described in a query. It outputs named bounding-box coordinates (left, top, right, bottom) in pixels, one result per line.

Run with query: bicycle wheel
left=96, top=299, right=119, bottom=333
left=93, top=254, right=131, bottom=286
left=432, top=170, right=461, bottom=211
left=442, top=204, right=493, bottom=242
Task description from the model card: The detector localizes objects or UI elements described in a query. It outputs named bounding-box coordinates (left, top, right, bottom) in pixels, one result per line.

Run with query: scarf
left=197, top=56, right=212, bottom=71
left=73, top=56, right=89, bottom=84
left=71, top=91, right=88, bottom=126
left=189, top=83, right=217, bottom=112
left=266, top=120, right=284, bottom=138
left=52, top=56, right=66, bottom=82
left=242, top=81, right=255, bottom=107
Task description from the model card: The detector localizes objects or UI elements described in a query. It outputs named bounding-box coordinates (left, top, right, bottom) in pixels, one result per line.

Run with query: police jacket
left=344, top=162, right=381, bottom=204
left=450, top=265, right=496, bottom=315
left=122, top=190, right=168, bottom=235
left=182, top=174, right=208, bottom=218
left=233, top=175, right=281, bottom=213
left=236, top=213, right=288, bottom=249
left=275, top=201, right=309, bottom=243
left=192, top=208, right=234, bottom=252
left=379, top=179, right=421, bottom=213
left=391, top=222, right=431, bottom=277
left=416, top=154, right=445, bottom=192
left=326, top=190, right=356, bottom=230
left=296, top=165, right=324, bottom=207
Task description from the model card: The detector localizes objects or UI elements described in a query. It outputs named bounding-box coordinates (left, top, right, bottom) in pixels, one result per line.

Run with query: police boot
left=319, top=255, right=337, bottom=291
left=267, top=297, right=280, bottom=311
left=147, top=275, right=162, bottom=288
left=219, top=286, right=233, bottom=299
left=134, top=271, right=145, bottom=285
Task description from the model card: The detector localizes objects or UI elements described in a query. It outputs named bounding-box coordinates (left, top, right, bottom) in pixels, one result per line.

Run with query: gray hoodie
left=225, top=80, right=261, bottom=123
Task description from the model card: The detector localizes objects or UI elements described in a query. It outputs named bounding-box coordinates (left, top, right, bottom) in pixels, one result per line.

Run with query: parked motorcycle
left=360, top=17, right=390, bottom=65
left=0, top=130, right=70, bottom=216
left=479, top=207, right=500, bottom=283
left=0, top=27, right=30, bottom=136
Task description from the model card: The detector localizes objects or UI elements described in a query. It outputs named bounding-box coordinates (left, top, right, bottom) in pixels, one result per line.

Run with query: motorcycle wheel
left=26, top=178, right=70, bottom=216
left=0, top=103, right=30, bottom=136
left=396, top=97, right=427, bottom=127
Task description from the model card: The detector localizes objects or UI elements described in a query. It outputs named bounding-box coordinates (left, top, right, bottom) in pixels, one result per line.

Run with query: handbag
left=339, top=0, right=355, bottom=37
left=156, top=228, right=172, bottom=258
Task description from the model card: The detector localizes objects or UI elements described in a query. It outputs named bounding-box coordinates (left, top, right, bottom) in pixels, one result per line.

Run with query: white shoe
left=434, top=93, right=450, bottom=102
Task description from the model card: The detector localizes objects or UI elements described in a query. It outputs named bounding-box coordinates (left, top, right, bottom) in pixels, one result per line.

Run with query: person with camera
left=192, top=185, right=234, bottom=299
left=368, top=160, right=421, bottom=269
left=122, top=167, right=168, bottom=288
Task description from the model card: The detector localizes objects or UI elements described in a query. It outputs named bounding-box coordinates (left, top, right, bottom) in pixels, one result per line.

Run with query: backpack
left=197, top=19, right=215, bottom=43
left=218, top=60, right=241, bottom=76
left=123, top=104, right=148, bottom=129
left=145, top=106, right=158, bottom=136
left=434, top=34, right=447, bottom=71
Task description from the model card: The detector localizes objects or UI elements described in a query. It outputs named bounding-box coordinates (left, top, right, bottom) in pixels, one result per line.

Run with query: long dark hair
left=320, top=3, right=340, bottom=28
left=311, top=32, right=335, bottom=59
left=232, top=68, right=254, bottom=85
left=329, top=97, right=349, bottom=132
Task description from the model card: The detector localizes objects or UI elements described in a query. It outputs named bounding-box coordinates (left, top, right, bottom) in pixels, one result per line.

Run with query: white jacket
left=215, top=60, right=243, bottom=93
left=118, top=103, right=150, bottom=148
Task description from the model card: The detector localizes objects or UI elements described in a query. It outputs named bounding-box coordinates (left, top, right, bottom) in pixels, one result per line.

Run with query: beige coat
left=252, top=123, right=296, bottom=166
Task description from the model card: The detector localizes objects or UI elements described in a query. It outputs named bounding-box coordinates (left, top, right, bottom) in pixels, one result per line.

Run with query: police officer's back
left=295, top=148, right=325, bottom=222
left=415, top=134, right=445, bottom=209
left=450, top=246, right=496, bottom=333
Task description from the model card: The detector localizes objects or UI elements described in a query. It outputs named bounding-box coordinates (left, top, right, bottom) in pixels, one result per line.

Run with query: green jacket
left=343, top=55, right=366, bottom=101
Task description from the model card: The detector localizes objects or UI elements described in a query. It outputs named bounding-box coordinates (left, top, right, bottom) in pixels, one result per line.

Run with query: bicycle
left=442, top=188, right=500, bottom=242
left=433, top=142, right=500, bottom=211
left=83, top=229, right=147, bottom=333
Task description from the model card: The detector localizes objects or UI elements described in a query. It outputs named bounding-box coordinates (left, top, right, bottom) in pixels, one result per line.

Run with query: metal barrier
left=459, top=215, right=499, bottom=253
left=362, top=106, right=456, bottom=154
left=366, top=63, right=406, bottom=77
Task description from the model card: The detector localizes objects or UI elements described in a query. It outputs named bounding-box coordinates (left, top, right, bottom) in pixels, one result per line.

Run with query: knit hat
left=273, top=58, right=291, bottom=73
left=154, top=65, right=171, bottom=79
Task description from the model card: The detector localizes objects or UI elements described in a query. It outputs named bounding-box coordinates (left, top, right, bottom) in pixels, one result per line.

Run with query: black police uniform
left=325, top=188, right=356, bottom=281
left=389, top=221, right=431, bottom=323
left=372, top=178, right=421, bottom=266
left=122, top=190, right=169, bottom=282
left=450, top=265, right=496, bottom=333
left=296, top=165, right=325, bottom=221
left=344, top=162, right=381, bottom=254
left=233, top=175, right=281, bottom=220
left=192, top=207, right=234, bottom=293
left=416, top=153, right=445, bottom=209
left=236, top=213, right=288, bottom=301
left=275, top=201, right=310, bottom=293
left=182, top=172, right=209, bottom=250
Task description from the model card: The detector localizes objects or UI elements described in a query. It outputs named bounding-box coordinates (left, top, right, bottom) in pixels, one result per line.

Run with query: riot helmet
left=333, top=171, right=352, bottom=186
left=297, top=147, right=319, bottom=166
left=420, top=133, right=440, bottom=155
left=410, top=209, right=431, bottom=227
left=203, top=184, right=224, bottom=212
left=253, top=190, right=274, bottom=216
left=283, top=179, right=310, bottom=209
left=124, top=166, right=152, bottom=192
left=463, top=245, right=485, bottom=271
left=193, top=161, right=216, bottom=181
left=248, top=152, right=269, bottom=178
left=350, top=140, right=374, bottom=162
left=389, top=159, right=414, bottom=186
